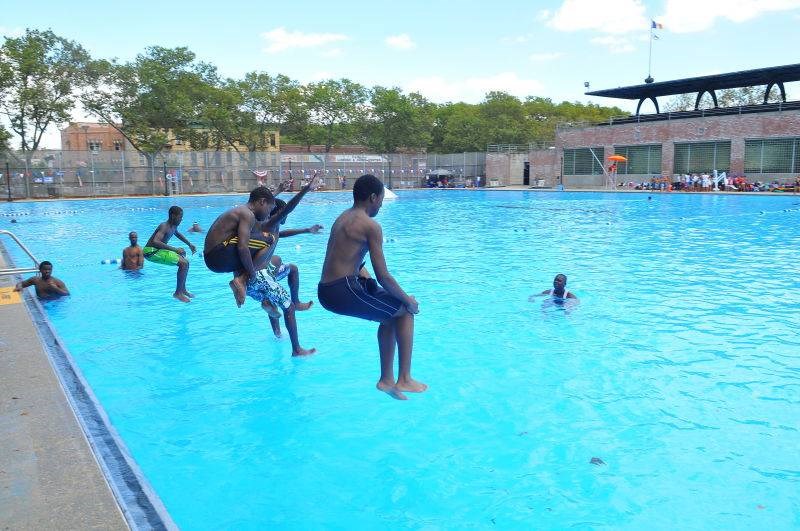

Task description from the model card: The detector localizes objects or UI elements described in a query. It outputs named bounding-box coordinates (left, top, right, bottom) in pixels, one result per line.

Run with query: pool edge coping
left=1, top=242, right=177, bottom=531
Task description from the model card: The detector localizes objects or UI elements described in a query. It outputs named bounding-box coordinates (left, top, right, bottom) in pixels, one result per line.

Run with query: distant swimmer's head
left=168, top=205, right=183, bottom=226
left=553, top=273, right=567, bottom=293
left=353, top=174, right=384, bottom=217
left=249, top=186, right=276, bottom=221
left=270, top=198, right=288, bottom=225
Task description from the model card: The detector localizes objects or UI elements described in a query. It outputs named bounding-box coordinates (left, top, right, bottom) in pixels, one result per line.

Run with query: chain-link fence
left=0, top=150, right=487, bottom=199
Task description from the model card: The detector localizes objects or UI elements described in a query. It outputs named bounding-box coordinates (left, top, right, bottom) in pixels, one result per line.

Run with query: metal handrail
left=0, top=230, right=40, bottom=276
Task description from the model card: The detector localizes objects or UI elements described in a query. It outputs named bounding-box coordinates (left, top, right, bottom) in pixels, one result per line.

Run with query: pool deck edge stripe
left=0, top=243, right=177, bottom=531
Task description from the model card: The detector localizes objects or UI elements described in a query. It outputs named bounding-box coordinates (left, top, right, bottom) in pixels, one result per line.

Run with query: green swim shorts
left=143, top=246, right=181, bottom=266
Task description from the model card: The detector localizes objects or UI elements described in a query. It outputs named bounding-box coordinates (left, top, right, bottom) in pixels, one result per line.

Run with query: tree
left=364, top=87, right=432, bottom=153
left=232, top=72, right=305, bottom=152
left=0, top=29, right=93, bottom=168
left=305, top=79, right=368, bottom=152
left=83, top=46, right=219, bottom=180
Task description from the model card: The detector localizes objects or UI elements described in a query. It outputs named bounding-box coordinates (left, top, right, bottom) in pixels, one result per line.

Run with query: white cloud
left=659, top=0, right=800, bottom=33
left=546, top=0, right=649, bottom=34
left=404, top=72, right=544, bottom=104
left=501, top=34, right=531, bottom=44
left=529, top=52, right=564, bottom=62
left=385, top=34, right=416, bottom=50
left=0, top=26, right=24, bottom=38
left=537, top=9, right=552, bottom=21
left=320, top=48, right=343, bottom=58
left=261, top=27, right=348, bottom=54
left=591, top=36, right=636, bottom=53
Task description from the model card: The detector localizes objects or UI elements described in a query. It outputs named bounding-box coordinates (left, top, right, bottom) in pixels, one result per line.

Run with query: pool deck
left=0, top=253, right=128, bottom=530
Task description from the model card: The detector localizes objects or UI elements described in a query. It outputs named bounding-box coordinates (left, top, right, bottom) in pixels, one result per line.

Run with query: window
left=612, top=144, right=662, bottom=175
left=88, top=140, right=101, bottom=153
left=113, top=140, right=122, bottom=151
left=673, top=141, right=731, bottom=174
left=270, top=133, right=277, bottom=148
left=744, top=138, right=799, bottom=173
left=562, top=147, right=604, bottom=175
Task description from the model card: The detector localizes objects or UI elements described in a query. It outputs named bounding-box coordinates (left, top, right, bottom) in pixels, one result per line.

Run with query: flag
left=651, top=20, right=663, bottom=29
left=652, top=34, right=660, bottom=40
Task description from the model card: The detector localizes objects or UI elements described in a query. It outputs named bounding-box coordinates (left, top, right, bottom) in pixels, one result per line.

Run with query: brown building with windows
left=61, top=122, right=126, bottom=153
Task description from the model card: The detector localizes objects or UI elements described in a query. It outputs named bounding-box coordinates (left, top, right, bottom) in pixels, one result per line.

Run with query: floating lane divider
left=101, top=258, right=122, bottom=265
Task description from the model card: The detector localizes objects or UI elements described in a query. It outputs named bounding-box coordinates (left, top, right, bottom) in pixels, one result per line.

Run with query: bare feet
left=183, top=291, right=195, bottom=298
left=377, top=380, right=408, bottom=400
left=294, top=300, right=314, bottom=311
left=173, top=292, right=191, bottom=303
left=291, top=347, right=317, bottom=357
left=395, top=377, right=428, bottom=393
left=229, top=278, right=246, bottom=307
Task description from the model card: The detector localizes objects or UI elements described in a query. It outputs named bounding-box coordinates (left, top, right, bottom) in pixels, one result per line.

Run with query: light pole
left=90, top=150, right=96, bottom=197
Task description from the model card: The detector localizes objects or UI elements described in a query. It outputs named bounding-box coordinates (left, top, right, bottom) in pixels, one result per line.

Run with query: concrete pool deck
left=0, top=253, right=127, bottom=529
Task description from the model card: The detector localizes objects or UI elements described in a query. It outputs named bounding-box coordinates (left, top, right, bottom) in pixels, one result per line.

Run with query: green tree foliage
left=304, top=79, right=368, bottom=152
left=0, top=29, right=93, bottom=165
left=364, top=87, right=432, bottom=153
left=83, top=46, right=219, bottom=164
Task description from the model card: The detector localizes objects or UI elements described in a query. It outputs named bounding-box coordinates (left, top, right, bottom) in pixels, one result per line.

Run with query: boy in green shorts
left=143, top=205, right=196, bottom=302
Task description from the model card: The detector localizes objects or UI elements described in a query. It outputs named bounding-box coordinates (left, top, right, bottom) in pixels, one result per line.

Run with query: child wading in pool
left=529, top=273, right=579, bottom=303
left=318, top=174, right=426, bottom=400
left=143, top=205, right=196, bottom=302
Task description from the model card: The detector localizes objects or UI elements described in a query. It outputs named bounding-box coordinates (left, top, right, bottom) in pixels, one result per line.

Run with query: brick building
left=487, top=64, right=800, bottom=188
left=61, top=122, right=126, bottom=153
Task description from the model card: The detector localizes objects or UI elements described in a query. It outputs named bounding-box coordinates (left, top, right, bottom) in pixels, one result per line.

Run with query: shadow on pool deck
left=0, top=255, right=126, bottom=529
left=0, top=246, right=174, bottom=530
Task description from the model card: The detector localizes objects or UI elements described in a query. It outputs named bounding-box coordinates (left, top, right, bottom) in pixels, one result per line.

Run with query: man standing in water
left=121, top=231, right=144, bottom=271
left=204, top=177, right=318, bottom=306
left=14, top=261, right=69, bottom=299
left=143, top=206, right=195, bottom=302
left=318, top=174, right=426, bottom=400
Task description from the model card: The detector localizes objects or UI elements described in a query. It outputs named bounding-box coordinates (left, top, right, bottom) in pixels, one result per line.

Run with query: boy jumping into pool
left=318, top=174, right=426, bottom=400
left=246, top=198, right=323, bottom=356
left=204, top=176, right=319, bottom=307
left=143, top=206, right=196, bottom=302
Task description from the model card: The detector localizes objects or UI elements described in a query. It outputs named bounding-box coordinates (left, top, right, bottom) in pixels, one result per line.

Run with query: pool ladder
left=0, top=230, right=40, bottom=276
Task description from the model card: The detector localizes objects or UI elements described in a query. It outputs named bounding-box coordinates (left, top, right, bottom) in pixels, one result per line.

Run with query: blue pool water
left=2, top=190, right=800, bottom=529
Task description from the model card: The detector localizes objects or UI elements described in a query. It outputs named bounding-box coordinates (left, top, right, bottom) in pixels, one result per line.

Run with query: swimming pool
left=3, top=190, right=799, bottom=529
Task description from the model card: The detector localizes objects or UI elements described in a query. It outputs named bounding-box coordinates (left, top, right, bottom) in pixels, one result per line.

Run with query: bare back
left=204, top=205, right=255, bottom=252
left=145, top=222, right=176, bottom=248
left=320, top=208, right=377, bottom=282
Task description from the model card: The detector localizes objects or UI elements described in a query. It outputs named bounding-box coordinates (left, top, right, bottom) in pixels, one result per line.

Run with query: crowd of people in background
left=626, top=174, right=800, bottom=192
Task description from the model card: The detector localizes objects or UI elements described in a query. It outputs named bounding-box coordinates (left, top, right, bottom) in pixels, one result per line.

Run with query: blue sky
left=3, top=0, right=800, bottom=147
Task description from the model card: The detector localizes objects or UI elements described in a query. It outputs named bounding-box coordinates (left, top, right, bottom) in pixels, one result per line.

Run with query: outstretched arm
left=278, top=224, right=323, bottom=238
left=367, top=223, right=417, bottom=314
left=14, top=277, right=35, bottom=291
left=259, top=175, right=319, bottom=232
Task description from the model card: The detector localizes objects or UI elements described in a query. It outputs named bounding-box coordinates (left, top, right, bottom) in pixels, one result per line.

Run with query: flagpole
left=646, top=24, right=654, bottom=83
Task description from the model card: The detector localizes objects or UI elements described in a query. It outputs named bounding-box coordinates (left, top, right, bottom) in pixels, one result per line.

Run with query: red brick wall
left=554, top=110, right=800, bottom=186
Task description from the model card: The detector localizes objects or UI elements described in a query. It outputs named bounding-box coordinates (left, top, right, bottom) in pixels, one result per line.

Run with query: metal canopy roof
left=586, top=63, right=800, bottom=100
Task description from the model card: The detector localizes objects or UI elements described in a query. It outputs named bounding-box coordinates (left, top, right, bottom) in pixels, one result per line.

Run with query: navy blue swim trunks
left=318, top=276, right=403, bottom=322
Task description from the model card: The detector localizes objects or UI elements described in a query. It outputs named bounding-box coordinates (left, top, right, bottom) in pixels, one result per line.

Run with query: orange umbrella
left=608, top=154, right=627, bottom=162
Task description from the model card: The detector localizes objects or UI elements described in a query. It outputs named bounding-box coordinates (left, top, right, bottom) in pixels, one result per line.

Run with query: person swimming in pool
left=529, top=273, right=578, bottom=303
left=121, top=231, right=144, bottom=271
left=318, top=174, right=426, bottom=400
left=14, top=261, right=70, bottom=300
left=143, top=206, right=196, bottom=302
left=187, top=221, right=204, bottom=233
left=203, top=177, right=319, bottom=307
